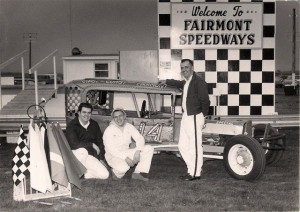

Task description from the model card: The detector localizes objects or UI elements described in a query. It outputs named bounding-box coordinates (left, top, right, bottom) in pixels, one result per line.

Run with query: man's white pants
left=73, top=148, right=109, bottom=179
left=105, top=145, right=154, bottom=178
left=178, top=112, right=204, bottom=177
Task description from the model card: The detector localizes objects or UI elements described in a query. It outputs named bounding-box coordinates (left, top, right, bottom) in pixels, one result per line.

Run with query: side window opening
left=86, top=90, right=113, bottom=116
left=84, top=89, right=174, bottom=119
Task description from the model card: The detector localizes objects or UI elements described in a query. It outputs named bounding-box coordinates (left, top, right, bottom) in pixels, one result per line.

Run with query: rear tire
left=223, top=135, right=266, bottom=181
left=253, top=124, right=284, bottom=165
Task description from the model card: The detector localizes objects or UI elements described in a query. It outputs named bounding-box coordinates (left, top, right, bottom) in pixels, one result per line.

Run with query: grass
left=0, top=128, right=299, bottom=211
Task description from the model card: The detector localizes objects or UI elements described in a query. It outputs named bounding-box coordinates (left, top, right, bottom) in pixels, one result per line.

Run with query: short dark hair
left=181, top=59, right=193, bottom=66
left=78, top=102, right=93, bottom=112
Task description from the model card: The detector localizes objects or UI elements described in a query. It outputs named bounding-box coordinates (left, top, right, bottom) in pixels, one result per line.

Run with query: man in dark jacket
left=160, top=59, right=210, bottom=181
left=66, top=102, right=109, bottom=179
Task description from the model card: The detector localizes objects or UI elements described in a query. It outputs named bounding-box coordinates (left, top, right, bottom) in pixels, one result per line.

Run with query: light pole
left=23, top=33, right=37, bottom=78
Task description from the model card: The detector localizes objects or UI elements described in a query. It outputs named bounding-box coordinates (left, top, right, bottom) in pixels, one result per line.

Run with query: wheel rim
left=228, top=144, right=254, bottom=176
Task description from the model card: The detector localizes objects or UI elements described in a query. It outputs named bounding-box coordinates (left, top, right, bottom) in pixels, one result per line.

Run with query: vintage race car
left=65, top=79, right=285, bottom=181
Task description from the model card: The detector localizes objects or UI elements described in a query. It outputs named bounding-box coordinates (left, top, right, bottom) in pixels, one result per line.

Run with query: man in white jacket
left=103, top=108, right=154, bottom=181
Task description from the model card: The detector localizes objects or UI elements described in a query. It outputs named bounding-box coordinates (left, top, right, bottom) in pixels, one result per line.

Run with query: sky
left=0, top=0, right=299, bottom=74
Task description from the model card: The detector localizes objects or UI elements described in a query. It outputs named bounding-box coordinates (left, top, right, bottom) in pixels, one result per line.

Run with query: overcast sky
left=0, top=0, right=299, bottom=73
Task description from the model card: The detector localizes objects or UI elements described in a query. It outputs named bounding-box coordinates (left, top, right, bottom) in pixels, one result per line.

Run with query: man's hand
left=125, top=157, right=135, bottom=167
left=132, top=150, right=141, bottom=164
left=92, top=143, right=100, bottom=155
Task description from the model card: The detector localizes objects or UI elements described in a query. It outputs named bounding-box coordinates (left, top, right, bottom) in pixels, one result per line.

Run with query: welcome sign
left=171, top=3, right=263, bottom=49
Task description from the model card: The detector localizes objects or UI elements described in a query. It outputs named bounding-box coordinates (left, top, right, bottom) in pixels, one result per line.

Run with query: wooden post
left=53, top=55, right=57, bottom=97
left=21, top=56, right=25, bottom=90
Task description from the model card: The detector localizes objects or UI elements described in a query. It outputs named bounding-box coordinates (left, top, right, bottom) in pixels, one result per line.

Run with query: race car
left=65, top=79, right=285, bottom=181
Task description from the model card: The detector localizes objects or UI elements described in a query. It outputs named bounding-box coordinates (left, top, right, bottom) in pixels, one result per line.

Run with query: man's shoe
left=111, top=172, right=121, bottom=180
left=183, top=175, right=201, bottom=181
left=179, top=173, right=190, bottom=179
left=132, top=173, right=149, bottom=182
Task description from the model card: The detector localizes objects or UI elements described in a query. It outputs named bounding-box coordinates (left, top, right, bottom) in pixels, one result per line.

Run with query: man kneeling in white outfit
left=103, top=108, right=154, bottom=181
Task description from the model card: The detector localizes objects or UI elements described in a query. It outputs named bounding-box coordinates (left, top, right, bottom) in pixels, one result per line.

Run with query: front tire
left=223, top=135, right=266, bottom=181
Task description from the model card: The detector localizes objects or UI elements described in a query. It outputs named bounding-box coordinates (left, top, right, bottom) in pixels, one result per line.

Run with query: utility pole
left=23, top=33, right=37, bottom=78
left=292, top=8, right=296, bottom=86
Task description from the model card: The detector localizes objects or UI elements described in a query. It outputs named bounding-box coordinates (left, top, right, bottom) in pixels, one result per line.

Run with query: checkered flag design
left=12, top=125, right=30, bottom=186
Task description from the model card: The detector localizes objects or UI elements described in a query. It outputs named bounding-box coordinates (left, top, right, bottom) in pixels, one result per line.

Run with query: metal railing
left=30, top=49, right=58, bottom=105
left=0, top=50, right=27, bottom=109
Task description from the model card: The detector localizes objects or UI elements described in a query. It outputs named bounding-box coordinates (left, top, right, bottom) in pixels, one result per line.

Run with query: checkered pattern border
left=158, top=0, right=276, bottom=115
left=12, top=126, right=30, bottom=186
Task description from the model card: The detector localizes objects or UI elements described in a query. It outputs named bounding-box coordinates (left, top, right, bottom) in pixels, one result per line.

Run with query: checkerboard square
left=262, top=95, right=274, bottom=106
left=264, top=2, right=275, bottom=14
left=228, top=60, right=239, bottom=71
left=228, top=72, right=240, bottom=83
left=228, top=106, right=239, bottom=115
left=228, top=83, right=239, bottom=94
left=220, top=95, right=228, bottom=106
left=263, top=26, right=275, bottom=37
left=239, top=106, right=250, bottom=116
left=263, top=48, right=274, bottom=60
left=228, top=0, right=241, bottom=3
left=251, top=72, right=262, bottom=83
left=182, top=49, right=194, bottom=60
left=194, top=60, right=205, bottom=72
left=251, top=95, right=262, bottom=106
left=263, top=60, right=275, bottom=71
left=171, top=49, right=182, bottom=61
left=218, top=106, right=228, bottom=116
left=251, top=83, right=262, bottom=94
left=217, top=72, right=228, bottom=83
left=228, top=95, right=239, bottom=106
left=205, top=72, right=217, bottom=83
left=194, top=49, right=205, bottom=60
left=251, top=60, right=262, bottom=71
left=205, top=60, right=216, bottom=72
left=239, top=60, right=251, bottom=72
left=160, top=37, right=170, bottom=49
left=251, top=50, right=262, bottom=60
left=240, top=49, right=251, bottom=60
left=262, top=72, right=274, bottom=83
left=158, top=26, right=170, bottom=37
left=240, top=72, right=251, bottom=83
left=217, top=49, right=228, bottom=60
left=159, top=49, right=171, bottom=60
left=262, top=84, right=275, bottom=94
left=239, top=95, right=251, bottom=106
left=239, top=83, right=251, bottom=94
left=159, top=14, right=170, bottom=26
left=205, top=50, right=217, bottom=60
left=216, top=60, right=228, bottom=72
left=228, top=50, right=240, bottom=60
left=251, top=106, right=262, bottom=115
left=216, top=83, right=228, bottom=95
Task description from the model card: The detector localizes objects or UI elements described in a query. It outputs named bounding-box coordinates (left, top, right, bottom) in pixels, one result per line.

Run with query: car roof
left=66, top=78, right=182, bottom=95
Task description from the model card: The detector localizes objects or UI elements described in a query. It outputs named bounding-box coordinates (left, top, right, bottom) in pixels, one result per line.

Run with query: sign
left=171, top=3, right=263, bottom=49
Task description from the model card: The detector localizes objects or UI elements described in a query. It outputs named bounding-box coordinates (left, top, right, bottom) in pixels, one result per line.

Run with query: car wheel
left=253, top=124, right=285, bottom=165
left=223, top=135, right=266, bottom=181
